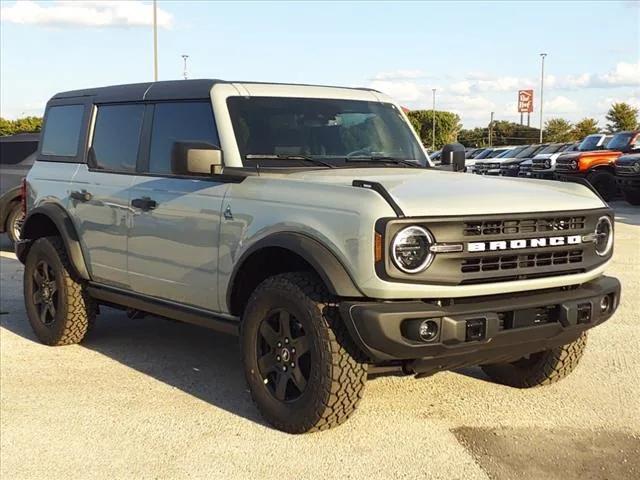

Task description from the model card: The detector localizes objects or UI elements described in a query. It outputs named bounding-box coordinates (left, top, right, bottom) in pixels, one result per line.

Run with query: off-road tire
left=623, top=190, right=640, bottom=206
left=241, top=272, right=367, bottom=433
left=24, top=236, right=95, bottom=346
left=586, top=170, right=618, bottom=201
left=6, top=201, right=24, bottom=243
left=481, top=333, right=588, bottom=388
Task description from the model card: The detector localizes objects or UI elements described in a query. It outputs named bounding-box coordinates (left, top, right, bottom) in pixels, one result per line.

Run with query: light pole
left=431, top=88, right=436, bottom=151
left=489, top=111, right=494, bottom=146
left=539, top=53, right=547, bottom=143
left=181, top=54, right=189, bottom=80
left=152, top=0, right=158, bottom=81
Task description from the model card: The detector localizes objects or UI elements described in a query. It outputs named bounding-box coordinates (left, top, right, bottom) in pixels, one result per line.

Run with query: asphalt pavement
left=1, top=202, right=638, bottom=480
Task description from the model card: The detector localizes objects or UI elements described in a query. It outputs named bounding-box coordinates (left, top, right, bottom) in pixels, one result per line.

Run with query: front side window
left=148, top=102, right=219, bottom=175
left=578, top=135, right=603, bottom=151
left=606, top=132, right=633, bottom=151
left=227, top=97, right=427, bottom=167
left=91, top=104, right=144, bottom=172
left=41, top=105, right=84, bottom=157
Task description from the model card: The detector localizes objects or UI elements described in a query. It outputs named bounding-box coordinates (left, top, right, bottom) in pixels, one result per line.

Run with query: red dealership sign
left=518, top=90, right=534, bottom=113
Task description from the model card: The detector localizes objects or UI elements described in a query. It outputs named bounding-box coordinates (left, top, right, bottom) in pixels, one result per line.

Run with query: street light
left=152, top=0, right=158, bottom=81
left=431, top=88, right=436, bottom=151
left=182, top=54, right=189, bottom=80
left=539, top=53, right=547, bottom=143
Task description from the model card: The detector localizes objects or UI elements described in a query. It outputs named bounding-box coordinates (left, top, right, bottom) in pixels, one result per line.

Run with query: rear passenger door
left=127, top=101, right=228, bottom=312
left=68, top=103, right=144, bottom=288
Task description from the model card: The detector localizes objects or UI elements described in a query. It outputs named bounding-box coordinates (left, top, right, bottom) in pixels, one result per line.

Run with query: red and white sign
left=518, top=90, right=534, bottom=113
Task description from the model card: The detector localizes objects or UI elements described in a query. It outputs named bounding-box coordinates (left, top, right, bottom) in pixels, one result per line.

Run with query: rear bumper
left=340, top=276, right=620, bottom=368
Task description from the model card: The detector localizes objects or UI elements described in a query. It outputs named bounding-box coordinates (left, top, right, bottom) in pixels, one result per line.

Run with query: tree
left=605, top=102, right=639, bottom=132
left=458, top=128, right=487, bottom=147
left=544, top=118, right=574, bottom=142
left=407, top=110, right=462, bottom=150
left=0, top=116, right=43, bottom=136
left=490, top=121, right=539, bottom=146
left=572, top=118, right=599, bottom=140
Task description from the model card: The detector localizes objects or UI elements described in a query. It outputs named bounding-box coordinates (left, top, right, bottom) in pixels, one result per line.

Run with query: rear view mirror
left=438, top=143, right=466, bottom=172
left=171, top=141, right=223, bottom=175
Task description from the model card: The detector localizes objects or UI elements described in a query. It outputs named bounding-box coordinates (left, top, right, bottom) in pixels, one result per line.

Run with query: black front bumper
left=340, top=276, right=620, bottom=371
left=531, top=170, right=555, bottom=179
left=616, top=174, right=640, bottom=191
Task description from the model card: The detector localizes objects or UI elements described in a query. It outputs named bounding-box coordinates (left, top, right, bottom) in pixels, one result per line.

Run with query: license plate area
left=503, top=305, right=559, bottom=330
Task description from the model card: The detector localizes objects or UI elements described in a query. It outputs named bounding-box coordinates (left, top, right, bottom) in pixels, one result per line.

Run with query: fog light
left=419, top=320, right=439, bottom=342
left=600, top=295, right=611, bottom=313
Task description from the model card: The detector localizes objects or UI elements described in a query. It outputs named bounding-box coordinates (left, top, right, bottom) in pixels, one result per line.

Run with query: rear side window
left=91, top=104, right=145, bottom=172
left=41, top=105, right=84, bottom=157
left=148, top=102, right=218, bottom=175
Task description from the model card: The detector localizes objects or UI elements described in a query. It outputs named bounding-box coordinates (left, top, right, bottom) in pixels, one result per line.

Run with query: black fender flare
left=227, top=232, right=364, bottom=307
left=18, top=203, right=91, bottom=281
left=0, top=186, right=21, bottom=232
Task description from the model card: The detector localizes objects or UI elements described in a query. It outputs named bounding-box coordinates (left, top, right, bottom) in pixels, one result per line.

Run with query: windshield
left=578, top=135, right=603, bottom=151
left=514, top=145, right=537, bottom=158
left=474, top=148, right=494, bottom=159
left=488, top=149, right=507, bottom=158
left=496, top=148, right=515, bottom=158
left=539, top=143, right=564, bottom=154
left=606, top=132, right=633, bottom=151
left=500, top=145, right=527, bottom=157
left=227, top=97, right=427, bottom=167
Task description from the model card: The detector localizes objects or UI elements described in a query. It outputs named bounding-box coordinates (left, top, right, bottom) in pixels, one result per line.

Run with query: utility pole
left=181, top=54, right=189, bottom=80
left=539, top=53, right=547, bottom=143
left=431, top=88, right=436, bottom=151
left=153, top=0, right=158, bottom=81
left=489, top=111, right=494, bottom=146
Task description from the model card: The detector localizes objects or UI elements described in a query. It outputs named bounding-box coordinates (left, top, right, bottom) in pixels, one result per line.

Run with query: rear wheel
left=623, top=189, right=640, bottom=206
left=241, top=272, right=367, bottom=433
left=24, top=237, right=95, bottom=346
left=481, top=333, right=587, bottom=388
left=586, top=170, right=618, bottom=201
left=5, top=201, right=24, bottom=243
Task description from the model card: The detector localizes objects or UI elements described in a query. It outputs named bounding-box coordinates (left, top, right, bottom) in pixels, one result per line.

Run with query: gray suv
left=17, top=80, right=621, bottom=433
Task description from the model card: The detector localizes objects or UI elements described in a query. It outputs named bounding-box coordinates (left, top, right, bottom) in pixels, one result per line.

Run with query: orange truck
left=555, top=130, right=640, bottom=200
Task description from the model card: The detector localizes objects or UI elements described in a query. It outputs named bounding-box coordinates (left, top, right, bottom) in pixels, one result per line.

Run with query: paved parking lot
left=1, top=202, right=639, bottom=480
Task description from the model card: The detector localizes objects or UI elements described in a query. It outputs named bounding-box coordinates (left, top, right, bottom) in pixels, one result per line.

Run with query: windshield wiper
left=245, top=154, right=335, bottom=168
left=344, top=155, right=422, bottom=168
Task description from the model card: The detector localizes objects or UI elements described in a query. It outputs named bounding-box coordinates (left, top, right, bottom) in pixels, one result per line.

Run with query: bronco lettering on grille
left=467, top=235, right=582, bottom=252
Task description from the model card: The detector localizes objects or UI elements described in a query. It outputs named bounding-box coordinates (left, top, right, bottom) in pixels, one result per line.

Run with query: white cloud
left=548, top=62, right=640, bottom=89
left=544, top=96, right=580, bottom=114
left=369, top=80, right=427, bottom=103
left=371, top=70, right=430, bottom=81
left=0, top=0, right=173, bottom=28
left=449, top=81, right=473, bottom=95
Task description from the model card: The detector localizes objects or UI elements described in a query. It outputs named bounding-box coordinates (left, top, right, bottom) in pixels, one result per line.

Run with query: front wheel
left=241, top=272, right=367, bottom=433
left=586, top=171, right=618, bottom=201
left=481, top=333, right=587, bottom=388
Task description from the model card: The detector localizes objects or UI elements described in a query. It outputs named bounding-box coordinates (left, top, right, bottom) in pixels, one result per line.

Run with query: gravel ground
left=1, top=202, right=638, bottom=480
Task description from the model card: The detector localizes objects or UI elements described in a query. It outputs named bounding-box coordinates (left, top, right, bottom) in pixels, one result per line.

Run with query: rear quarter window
left=40, top=105, right=85, bottom=157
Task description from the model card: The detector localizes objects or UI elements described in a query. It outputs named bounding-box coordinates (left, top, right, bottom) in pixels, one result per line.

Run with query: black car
left=0, top=133, right=39, bottom=242
left=614, top=153, right=640, bottom=205
left=499, top=144, right=547, bottom=177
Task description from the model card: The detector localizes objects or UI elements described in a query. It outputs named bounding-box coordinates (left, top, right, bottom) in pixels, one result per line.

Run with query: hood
left=287, top=168, right=605, bottom=216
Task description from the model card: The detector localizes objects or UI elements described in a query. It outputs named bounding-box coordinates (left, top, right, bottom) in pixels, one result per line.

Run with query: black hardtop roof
left=51, top=79, right=378, bottom=104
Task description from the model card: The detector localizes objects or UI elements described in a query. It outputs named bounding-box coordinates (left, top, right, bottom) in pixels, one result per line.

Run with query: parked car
left=467, top=148, right=488, bottom=159
left=614, top=153, right=640, bottom=205
left=575, top=133, right=611, bottom=152
left=464, top=147, right=496, bottom=173
left=481, top=145, right=531, bottom=176
left=530, top=142, right=576, bottom=179
left=499, top=144, right=547, bottom=177
left=0, top=133, right=39, bottom=242
left=555, top=130, right=640, bottom=200
left=517, top=158, right=534, bottom=177
left=474, top=146, right=515, bottom=174
left=16, top=79, right=620, bottom=433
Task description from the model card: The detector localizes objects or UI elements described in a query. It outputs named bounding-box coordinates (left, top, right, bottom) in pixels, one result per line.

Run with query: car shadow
left=610, top=201, right=640, bottom=226
left=0, top=303, right=269, bottom=428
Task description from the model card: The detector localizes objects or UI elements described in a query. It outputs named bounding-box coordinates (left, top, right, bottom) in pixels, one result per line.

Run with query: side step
left=87, top=283, right=240, bottom=336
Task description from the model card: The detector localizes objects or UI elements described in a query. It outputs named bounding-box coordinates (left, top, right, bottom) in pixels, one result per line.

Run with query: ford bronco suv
left=555, top=131, right=640, bottom=200
left=17, top=80, right=621, bottom=433
left=614, top=153, right=640, bottom=205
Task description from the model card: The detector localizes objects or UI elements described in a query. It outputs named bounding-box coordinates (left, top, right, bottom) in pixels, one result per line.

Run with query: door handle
left=70, top=190, right=92, bottom=202
left=131, top=197, right=157, bottom=211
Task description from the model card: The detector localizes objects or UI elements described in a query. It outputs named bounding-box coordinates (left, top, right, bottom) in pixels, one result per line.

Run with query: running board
left=87, top=283, right=240, bottom=336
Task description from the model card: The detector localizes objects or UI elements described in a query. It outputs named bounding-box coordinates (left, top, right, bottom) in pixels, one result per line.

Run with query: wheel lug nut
left=282, top=366, right=287, bottom=372
left=284, top=338, right=289, bottom=344
left=291, top=348, right=296, bottom=354
left=277, top=342, right=282, bottom=348
left=290, top=362, right=295, bottom=368
left=276, top=355, right=281, bottom=361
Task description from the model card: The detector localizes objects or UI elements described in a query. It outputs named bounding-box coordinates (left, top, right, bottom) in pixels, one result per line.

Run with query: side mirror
left=438, top=143, right=466, bottom=172
left=171, top=141, right=223, bottom=175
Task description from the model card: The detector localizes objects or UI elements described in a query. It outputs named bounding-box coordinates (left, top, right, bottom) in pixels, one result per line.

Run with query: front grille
left=555, top=158, right=575, bottom=172
left=615, top=165, right=638, bottom=176
left=461, top=249, right=583, bottom=273
left=531, top=158, right=549, bottom=170
left=463, top=216, right=586, bottom=236
left=518, top=164, right=532, bottom=175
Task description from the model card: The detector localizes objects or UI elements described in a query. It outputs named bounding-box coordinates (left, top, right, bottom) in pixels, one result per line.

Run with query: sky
left=1, top=0, right=639, bottom=128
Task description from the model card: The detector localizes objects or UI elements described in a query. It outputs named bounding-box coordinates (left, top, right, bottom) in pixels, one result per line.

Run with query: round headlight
left=633, top=161, right=640, bottom=173
left=569, top=159, right=578, bottom=170
left=594, top=216, right=613, bottom=257
left=391, top=226, right=434, bottom=273
left=544, top=159, right=551, bottom=169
